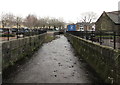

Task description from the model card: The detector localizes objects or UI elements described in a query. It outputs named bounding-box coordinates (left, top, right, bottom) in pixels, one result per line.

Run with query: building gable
left=95, top=11, right=116, bottom=31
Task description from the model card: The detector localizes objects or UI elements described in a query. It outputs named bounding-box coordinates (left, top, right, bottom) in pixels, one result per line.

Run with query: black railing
left=1, top=28, right=47, bottom=41
left=66, top=31, right=120, bottom=49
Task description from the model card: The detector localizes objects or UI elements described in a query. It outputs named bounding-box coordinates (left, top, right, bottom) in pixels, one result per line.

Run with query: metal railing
left=66, top=31, right=120, bottom=49
left=1, top=28, right=47, bottom=41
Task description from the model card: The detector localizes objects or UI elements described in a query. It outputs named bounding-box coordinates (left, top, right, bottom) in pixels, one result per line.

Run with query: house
left=76, top=22, right=95, bottom=31
left=96, top=11, right=120, bottom=49
left=95, top=11, right=120, bottom=31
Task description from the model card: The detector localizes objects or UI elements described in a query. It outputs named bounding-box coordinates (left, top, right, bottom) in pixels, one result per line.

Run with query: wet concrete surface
left=3, top=35, right=103, bottom=83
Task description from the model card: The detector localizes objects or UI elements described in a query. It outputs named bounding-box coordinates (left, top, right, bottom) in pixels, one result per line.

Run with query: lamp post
left=16, top=17, right=19, bottom=39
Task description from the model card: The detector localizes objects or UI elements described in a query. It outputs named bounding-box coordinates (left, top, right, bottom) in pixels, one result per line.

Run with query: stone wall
left=65, top=33, right=120, bottom=84
left=2, top=33, right=46, bottom=70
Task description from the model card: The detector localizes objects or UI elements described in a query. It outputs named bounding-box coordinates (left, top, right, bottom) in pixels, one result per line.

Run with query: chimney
left=118, top=1, right=120, bottom=11
left=118, top=2, right=120, bottom=23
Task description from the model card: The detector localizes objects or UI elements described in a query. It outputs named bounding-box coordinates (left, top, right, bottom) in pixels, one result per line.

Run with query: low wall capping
left=2, top=33, right=46, bottom=70
left=65, top=33, right=120, bottom=84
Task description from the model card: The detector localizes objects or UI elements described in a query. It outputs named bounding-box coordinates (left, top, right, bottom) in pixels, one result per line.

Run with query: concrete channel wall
left=2, top=33, right=46, bottom=70
left=65, top=33, right=120, bottom=84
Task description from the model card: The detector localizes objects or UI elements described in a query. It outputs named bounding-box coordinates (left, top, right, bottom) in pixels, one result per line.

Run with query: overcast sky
left=0, top=0, right=120, bottom=23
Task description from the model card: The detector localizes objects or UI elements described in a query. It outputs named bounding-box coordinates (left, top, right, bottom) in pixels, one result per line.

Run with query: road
left=3, top=35, right=103, bottom=83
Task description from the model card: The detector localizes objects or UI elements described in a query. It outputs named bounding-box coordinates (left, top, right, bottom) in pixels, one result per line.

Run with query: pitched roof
left=106, top=11, right=120, bottom=24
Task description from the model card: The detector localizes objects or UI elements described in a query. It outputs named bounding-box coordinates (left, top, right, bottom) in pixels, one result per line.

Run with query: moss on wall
left=65, top=33, right=120, bottom=84
left=2, top=33, right=46, bottom=70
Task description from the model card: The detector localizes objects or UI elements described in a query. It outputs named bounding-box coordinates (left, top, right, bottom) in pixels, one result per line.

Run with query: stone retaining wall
left=65, top=33, right=120, bottom=84
left=2, top=33, right=46, bottom=70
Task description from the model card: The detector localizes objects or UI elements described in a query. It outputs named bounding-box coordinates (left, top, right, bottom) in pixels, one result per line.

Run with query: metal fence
left=66, top=31, right=120, bottom=49
left=1, top=28, right=47, bottom=41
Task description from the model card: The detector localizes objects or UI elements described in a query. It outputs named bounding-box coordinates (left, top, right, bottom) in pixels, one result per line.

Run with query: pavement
left=102, top=39, right=120, bottom=49
left=0, top=36, right=17, bottom=41
left=3, top=35, right=102, bottom=83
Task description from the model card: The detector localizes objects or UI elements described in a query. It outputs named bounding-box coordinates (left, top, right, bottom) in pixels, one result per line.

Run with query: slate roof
left=106, top=11, right=120, bottom=24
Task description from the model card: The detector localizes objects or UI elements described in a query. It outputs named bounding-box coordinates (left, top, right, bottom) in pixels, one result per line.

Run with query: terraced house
left=95, top=11, right=120, bottom=31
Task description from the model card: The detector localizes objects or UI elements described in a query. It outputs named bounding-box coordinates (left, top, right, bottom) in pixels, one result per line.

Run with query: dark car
left=10, top=28, right=18, bottom=34
left=0, top=28, right=3, bottom=36
left=0, top=28, right=15, bottom=37
left=16, top=28, right=31, bottom=37
left=17, top=28, right=25, bottom=35
left=3, top=28, right=12, bottom=34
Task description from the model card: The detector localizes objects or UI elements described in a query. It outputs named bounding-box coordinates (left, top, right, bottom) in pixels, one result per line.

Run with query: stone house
left=95, top=11, right=120, bottom=49
left=95, top=11, right=120, bottom=32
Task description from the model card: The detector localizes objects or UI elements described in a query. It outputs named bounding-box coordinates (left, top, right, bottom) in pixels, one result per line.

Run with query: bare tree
left=15, top=16, right=23, bottom=28
left=38, top=17, right=47, bottom=28
left=79, top=12, right=98, bottom=31
left=48, top=18, right=56, bottom=28
left=81, top=12, right=97, bottom=23
left=29, top=17, right=65, bottom=29
left=57, top=18, right=65, bottom=29
left=48, top=18, right=65, bottom=29
left=1, top=13, right=15, bottom=28
left=24, top=14, right=38, bottom=28
left=0, top=12, right=65, bottom=29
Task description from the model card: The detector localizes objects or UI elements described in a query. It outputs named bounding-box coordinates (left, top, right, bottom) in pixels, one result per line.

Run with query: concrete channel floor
left=4, top=35, right=103, bottom=83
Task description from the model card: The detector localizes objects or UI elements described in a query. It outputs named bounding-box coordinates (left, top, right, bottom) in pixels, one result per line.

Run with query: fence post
left=17, top=29, right=19, bottom=39
left=113, top=31, right=116, bottom=49
left=7, top=28, right=9, bottom=41
left=100, top=31, right=102, bottom=45
left=91, top=30, right=93, bottom=42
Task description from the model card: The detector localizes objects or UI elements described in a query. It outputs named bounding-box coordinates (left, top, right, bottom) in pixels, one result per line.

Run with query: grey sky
left=0, top=0, right=120, bottom=23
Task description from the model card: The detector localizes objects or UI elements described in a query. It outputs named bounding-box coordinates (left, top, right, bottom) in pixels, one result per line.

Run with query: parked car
left=0, top=28, right=3, bottom=36
left=18, top=28, right=24, bottom=35
left=10, top=28, right=18, bottom=34
left=0, top=28, right=15, bottom=37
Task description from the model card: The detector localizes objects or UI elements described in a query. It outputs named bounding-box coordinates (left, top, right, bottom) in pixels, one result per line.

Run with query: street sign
left=67, top=25, right=76, bottom=31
